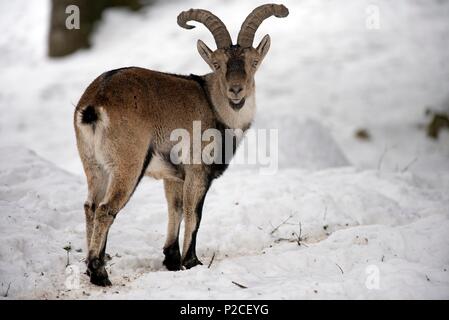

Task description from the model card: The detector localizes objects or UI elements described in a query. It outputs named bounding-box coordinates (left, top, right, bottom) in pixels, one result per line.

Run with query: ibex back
left=74, top=4, right=288, bottom=286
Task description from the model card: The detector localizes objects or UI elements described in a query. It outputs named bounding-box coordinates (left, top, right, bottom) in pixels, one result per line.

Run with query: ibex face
left=197, top=41, right=269, bottom=110
left=178, top=4, right=289, bottom=110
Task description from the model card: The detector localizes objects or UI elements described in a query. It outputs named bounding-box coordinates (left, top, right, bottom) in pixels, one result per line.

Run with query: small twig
left=274, top=237, right=292, bottom=243
left=335, top=263, right=344, bottom=275
left=401, top=157, right=418, bottom=173
left=377, top=146, right=388, bottom=171
left=274, top=237, right=307, bottom=246
left=293, top=222, right=304, bottom=246
left=274, top=220, right=308, bottom=247
left=270, top=215, right=293, bottom=235
left=322, top=205, right=328, bottom=221
left=3, top=282, right=11, bottom=297
left=63, top=243, right=72, bottom=267
left=232, top=281, right=248, bottom=289
left=208, top=252, right=216, bottom=269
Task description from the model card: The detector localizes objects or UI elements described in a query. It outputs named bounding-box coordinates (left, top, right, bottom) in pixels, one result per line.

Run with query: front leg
left=181, top=169, right=211, bottom=269
left=162, top=179, right=184, bottom=271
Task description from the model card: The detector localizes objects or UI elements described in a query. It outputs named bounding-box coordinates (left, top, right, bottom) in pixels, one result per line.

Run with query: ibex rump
left=74, top=4, right=288, bottom=286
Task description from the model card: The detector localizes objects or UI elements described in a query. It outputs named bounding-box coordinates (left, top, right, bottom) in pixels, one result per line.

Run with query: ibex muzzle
left=74, top=4, right=288, bottom=286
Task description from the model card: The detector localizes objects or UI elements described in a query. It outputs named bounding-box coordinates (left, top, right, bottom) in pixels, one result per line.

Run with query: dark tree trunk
left=48, top=0, right=142, bottom=58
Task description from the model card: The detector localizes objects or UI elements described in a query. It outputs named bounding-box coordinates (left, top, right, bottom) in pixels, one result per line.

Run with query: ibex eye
left=213, top=63, right=220, bottom=70
left=252, top=60, right=259, bottom=68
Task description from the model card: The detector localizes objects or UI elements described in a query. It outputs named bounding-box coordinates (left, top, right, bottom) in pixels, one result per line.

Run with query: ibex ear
left=256, top=34, right=271, bottom=59
left=197, top=40, right=214, bottom=67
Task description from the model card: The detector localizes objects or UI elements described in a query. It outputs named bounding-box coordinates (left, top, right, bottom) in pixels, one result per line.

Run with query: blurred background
left=0, top=0, right=448, bottom=177
left=1, top=0, right=449, bottom=299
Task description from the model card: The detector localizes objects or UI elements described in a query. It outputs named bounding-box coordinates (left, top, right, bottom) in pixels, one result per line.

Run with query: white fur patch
left=76, top=106, right=112, bottom=173
left=215, top=95, right=256, bottom=129
left=145, top=153, right=179, bottom=180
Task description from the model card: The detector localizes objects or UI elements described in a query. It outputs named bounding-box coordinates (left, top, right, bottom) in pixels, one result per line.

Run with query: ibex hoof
left=87, top=257, right=111, bottom=287
left=182, top=257, right=203, bottom=269
left=163, top=242, right=181, bottom=271
left=163, top=258, right=181, bottom=271
left=90, top=273, right=112, bottom=287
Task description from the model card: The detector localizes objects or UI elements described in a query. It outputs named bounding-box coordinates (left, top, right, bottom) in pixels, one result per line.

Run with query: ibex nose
left=229, top=85, right=243, bottom=95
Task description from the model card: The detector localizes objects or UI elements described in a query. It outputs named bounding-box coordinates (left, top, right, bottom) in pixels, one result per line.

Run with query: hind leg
left=87, top=162, right=143, bottom=286
left=83, top=163, right=108, bottom=251
left=77, top=141, right=108, bottom=276
left=162, top=179, right=184, bottom=271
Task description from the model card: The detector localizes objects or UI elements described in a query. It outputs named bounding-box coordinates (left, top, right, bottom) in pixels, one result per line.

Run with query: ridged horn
left=177, top=9, right=232, bottom=49
left=237, top=4, right=289, bottom=48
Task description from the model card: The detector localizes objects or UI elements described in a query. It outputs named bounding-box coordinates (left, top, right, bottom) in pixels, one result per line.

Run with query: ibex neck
left=204, top=73, right=256, bottom=130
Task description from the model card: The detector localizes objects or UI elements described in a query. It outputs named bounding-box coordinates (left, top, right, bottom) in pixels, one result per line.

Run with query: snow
left=1, top=0, right=449, bottom=299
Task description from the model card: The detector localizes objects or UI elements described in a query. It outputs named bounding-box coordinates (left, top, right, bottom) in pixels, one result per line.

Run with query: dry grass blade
left=208, top=252, right=216, bottom=269
left=270, top=215, right=293, bottom=235
left=232, top=281, right=248, bottom=289
left=335, top=263, right=344, bottom=275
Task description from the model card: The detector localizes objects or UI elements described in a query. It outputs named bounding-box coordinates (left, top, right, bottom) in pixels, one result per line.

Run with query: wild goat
left=74, top=4, right=289, bottom=286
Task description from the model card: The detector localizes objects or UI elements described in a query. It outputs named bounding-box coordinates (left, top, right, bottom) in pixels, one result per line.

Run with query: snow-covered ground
left=0, top=0, right=448, bottom=299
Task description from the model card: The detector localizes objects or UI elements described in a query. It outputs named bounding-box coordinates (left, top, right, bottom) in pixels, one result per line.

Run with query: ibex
left=74, top=4, right=289, bottom=286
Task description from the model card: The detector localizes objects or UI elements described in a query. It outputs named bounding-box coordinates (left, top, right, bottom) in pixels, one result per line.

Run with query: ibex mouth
left=229, top=98, right=245, bottom=110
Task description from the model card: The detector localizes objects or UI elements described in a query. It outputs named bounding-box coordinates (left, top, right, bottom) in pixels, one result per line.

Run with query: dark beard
left=228, top=98, right=245, bottom=110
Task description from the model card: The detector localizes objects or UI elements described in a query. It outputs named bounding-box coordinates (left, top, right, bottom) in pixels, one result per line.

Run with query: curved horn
left=177, top=9, right=232, bottom=49
left=237, top=4, right=289, bottom=48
